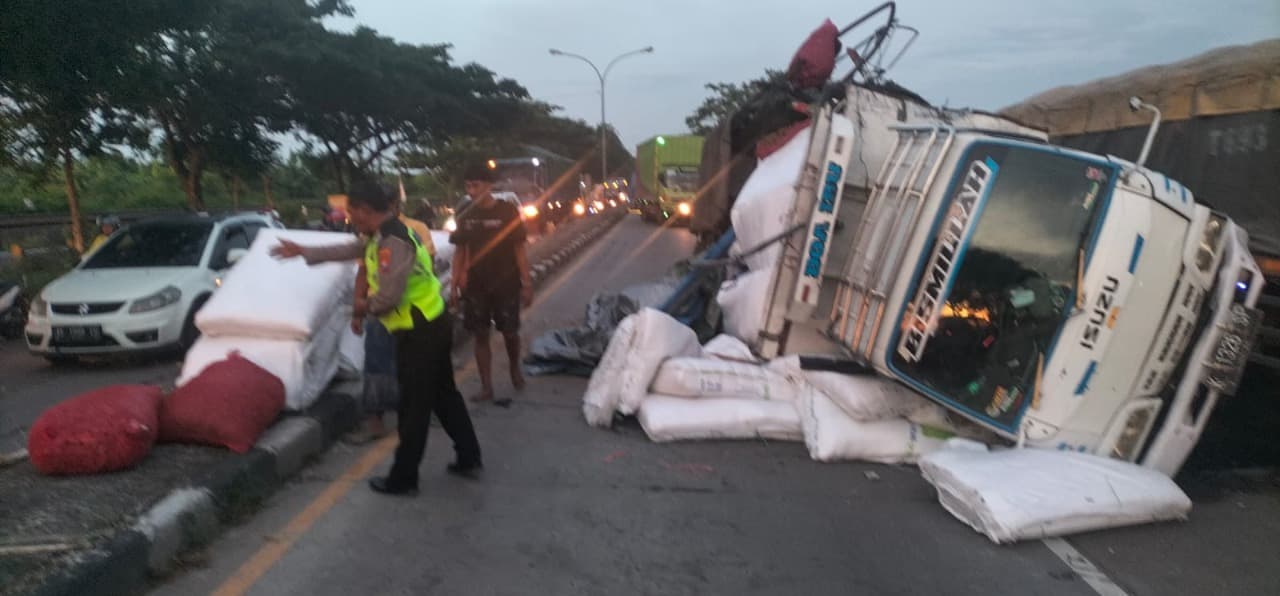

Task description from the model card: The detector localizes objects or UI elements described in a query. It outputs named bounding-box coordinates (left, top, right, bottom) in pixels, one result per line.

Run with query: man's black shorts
left=462, top=288, right=521, bottom=334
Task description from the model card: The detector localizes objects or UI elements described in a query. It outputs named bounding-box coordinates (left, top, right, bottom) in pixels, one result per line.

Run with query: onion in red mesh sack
left=786, top=19, right=841, bottom=89
left=159, top=352, right=285, bottom=453
left=28, top=385, right=164, bottom=475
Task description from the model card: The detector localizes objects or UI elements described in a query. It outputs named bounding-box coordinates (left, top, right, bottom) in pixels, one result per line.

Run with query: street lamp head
left=548, top=48, right=562, bottom=56
left=642, top=46, right=655, bottom=53
left=531, top=158, right=541, bottom=167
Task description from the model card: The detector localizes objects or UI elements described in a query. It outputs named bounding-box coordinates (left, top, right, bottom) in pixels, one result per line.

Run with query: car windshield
left=82, top=221, right=214, bottom=269
left=891, top=143, right=1112, bottom=428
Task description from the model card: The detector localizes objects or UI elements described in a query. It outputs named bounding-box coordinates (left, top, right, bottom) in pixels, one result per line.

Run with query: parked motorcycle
left=0, top=281, right=28, bottom=341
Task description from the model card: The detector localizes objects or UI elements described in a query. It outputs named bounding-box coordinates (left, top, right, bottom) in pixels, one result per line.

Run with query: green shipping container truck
left=634, top=134, right=703, bottom=223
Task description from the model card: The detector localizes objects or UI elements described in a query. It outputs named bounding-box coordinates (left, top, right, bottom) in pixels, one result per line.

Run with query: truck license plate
left=1203, top=303, right=1263, bottom=395
left=53, top=325, right=103, bottom=346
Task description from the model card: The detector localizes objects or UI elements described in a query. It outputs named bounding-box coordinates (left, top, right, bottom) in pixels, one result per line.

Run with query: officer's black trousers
left=387, top=309, right=481, bottom=487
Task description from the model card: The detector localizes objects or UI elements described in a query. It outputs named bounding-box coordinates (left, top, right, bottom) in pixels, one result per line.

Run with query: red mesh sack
left=159, top=352, right=285, bottom=453
left=28, top=385, right=163, bottom=475
left=786, top=19, right=841, bottom=88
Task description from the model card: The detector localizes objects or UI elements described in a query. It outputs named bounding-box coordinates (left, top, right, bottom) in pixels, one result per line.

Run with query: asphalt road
left=4, top=215, right=1278, bottom=595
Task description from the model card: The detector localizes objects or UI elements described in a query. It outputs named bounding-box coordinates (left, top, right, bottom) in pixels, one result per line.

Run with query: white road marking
left=1042, top=537, right=1130, bottom=596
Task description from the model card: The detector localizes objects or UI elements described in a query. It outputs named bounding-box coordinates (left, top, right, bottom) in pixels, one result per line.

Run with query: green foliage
left=0, top=153, right=327, bottom=215
left=0, top=0, right=627, bottom=221
left=685, top=70, right=786, bottom=136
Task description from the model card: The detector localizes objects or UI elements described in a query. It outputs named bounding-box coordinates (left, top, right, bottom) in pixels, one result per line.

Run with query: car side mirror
left=226, top=248, right=248, bottom=266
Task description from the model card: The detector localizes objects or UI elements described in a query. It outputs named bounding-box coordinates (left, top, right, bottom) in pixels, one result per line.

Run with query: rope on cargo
left=688, top=222, right=809, bottom=269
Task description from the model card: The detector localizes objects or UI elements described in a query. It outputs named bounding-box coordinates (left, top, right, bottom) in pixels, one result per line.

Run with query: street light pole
left=549, top=46, right=654, bottom=184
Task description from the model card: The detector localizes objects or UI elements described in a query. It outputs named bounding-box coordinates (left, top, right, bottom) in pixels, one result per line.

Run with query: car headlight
left=573, top=203, right=586, bottom=215
left=1195, top=214, right=1227, bottom=272
left=30, top=295, right=47, bottom=318
left=523, top=205, right=539, bottom=218
left=593, top=201, right=604, bottom=211
left=677, top=202, right=692, bottom=216
left=129, top=286, right=182, bottom=314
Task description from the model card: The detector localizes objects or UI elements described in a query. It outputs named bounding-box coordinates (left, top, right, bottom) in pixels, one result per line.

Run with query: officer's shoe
left=368, top=476, right=419, bottom=496
left=446, top=460, right=483, bottom=479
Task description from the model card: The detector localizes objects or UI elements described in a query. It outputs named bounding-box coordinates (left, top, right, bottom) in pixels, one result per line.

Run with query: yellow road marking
left=210, top=434, right=397, bottom=596
left=213, top=365, right=477, bottom=596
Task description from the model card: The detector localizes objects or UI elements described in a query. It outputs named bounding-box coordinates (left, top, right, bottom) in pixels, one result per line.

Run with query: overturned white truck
left=733, top=57, right=1265, bottom=477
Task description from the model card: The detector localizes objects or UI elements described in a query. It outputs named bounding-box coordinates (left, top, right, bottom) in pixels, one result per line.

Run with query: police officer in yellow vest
left=273, top=178, right=481, bottom=496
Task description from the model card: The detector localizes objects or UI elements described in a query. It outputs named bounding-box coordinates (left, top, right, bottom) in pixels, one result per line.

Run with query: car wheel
left=180, top=295, right=210, bottom=350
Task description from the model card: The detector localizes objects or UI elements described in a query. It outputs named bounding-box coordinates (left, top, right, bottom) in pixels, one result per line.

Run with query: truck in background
left=730, top=4, right=1264, bottom=476
left=1001, top=39, right=1279, bottom=373
left=634, top=134, right=704, bottom=224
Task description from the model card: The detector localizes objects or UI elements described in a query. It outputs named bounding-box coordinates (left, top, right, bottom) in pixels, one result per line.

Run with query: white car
left=26, top=213, right=283, bottom=363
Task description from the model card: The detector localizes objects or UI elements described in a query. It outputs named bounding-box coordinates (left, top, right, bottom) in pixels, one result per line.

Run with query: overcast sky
left=327, top=0, right=1278, bottom=149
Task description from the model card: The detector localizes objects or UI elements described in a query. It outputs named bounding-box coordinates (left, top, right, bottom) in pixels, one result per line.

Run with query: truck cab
left=753, top=88, right=1264, bottom=476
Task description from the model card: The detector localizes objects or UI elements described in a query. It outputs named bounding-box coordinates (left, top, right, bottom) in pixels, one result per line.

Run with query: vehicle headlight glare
left=129, top=286, right=182, bottom=314
left=677, top=202, right=692, bottom=216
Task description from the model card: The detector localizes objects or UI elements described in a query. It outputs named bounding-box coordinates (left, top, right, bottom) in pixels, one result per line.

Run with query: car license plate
left=1203, top=303, right=1263, bottom=395
left=52, top=325, right=103, bottom=346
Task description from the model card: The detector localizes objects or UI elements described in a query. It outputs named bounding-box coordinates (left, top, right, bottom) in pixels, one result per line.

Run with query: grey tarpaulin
left=524, top=280, right=680, bottom=377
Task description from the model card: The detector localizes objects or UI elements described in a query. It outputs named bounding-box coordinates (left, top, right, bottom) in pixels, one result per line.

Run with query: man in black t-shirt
left=450, top=163, right=533, bottom=405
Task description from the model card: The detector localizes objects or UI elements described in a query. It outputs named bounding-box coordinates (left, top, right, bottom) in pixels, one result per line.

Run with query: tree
left=125, top=0, right=345, bottom=211
left=277, top=27, right=531, bottom=193
left=0, top=1, right=206, bottom=250
left=684, top=70, right=786, bottom=136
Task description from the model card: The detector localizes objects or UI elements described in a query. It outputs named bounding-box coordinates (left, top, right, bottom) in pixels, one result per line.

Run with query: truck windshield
left=891, top=143, right=1112, bottom=429
left=663, top=169, right=700, bottom=193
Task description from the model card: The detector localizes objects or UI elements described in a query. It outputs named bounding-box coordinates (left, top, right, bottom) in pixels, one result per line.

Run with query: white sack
left=638, top=395, right=802, bottom=443
left=798, top=387, right=951, bottom=464
left=179, top=309, right=344, bottom=410
left=582, top=316, right=638, bottom=427
left=919, top=448, right=1192, bottom=544
left=197, top=229, right=357, bottom=340
left=729, top=127, right=811, bottom=271
left=717, top=267, right=774, bottom=345
left=650, top=357, right=796, bottom=402
left=701, top=334, right=757, bottom=362
left=770, top=355, right=934, bottom=421
left=614, top=309, right=701, bottom=415
left=581, top=309, right=701, bottom=426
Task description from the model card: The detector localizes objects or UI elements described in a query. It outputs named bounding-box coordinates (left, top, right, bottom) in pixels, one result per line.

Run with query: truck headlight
left=677, top=202, right=692, bottom=216
left=129, top=286, right=182, bottom=314
left=1111, top=399, right=1161, bottom=461
left=1195, top=214, right=1227, bottom=272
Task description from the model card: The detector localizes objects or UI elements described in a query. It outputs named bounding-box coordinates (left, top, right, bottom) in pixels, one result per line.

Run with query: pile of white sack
left=583, top=308, right=980, bottom=464
left=581, top=308, right=1193, bottom=542
left=182, top=229, right=364, bottom=410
